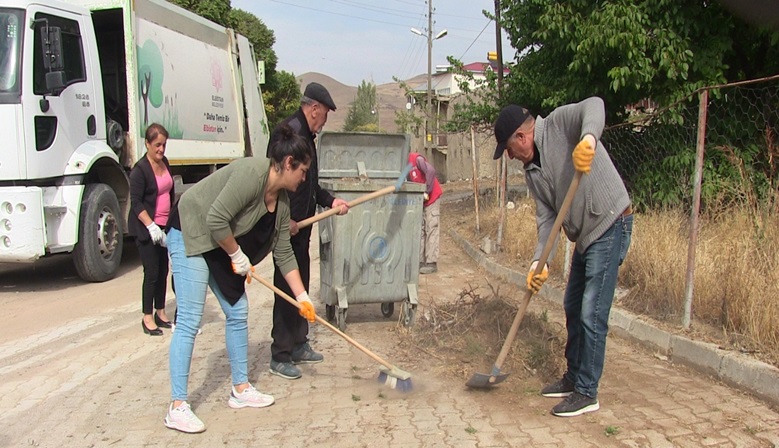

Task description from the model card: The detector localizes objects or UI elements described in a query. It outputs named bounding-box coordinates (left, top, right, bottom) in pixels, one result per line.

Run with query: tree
left=497, top=0, right=779, bottom=121
left=229, top=8, right=300, bottom=127
left=343, top=81, right=379, bottom=132
left=169, top=0, right=231, bottom=26
left=171, top=2, right=301, bottom=129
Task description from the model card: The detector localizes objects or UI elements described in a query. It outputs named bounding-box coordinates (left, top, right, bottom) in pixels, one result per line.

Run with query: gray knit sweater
left=524, top=97, right=630, bottom=260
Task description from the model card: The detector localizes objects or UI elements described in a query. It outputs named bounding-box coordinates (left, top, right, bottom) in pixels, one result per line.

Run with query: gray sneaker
left=269, top=360, right=301, bottom=380
left=291, top=342, right=324, bottom=364
left=551, top=392, right=600, bottom=417
left=541, top=376, right=575, bottom=398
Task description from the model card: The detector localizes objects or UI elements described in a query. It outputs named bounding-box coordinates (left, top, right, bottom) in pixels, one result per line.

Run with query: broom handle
left=296, top=185, right=396, bottom=230
left=250, top=272, right=395, bottom=370
left=297, top=163, right=414, bottom=230
left=490, top=171, right=583, bottom=378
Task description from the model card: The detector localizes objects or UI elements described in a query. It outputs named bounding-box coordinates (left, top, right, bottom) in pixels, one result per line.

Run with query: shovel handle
left=490, top=171, right=583, bottom=378
left=250, top=272, right=395, bottom=370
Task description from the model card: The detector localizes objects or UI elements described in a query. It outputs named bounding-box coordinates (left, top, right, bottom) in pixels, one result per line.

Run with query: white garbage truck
left=0, top=0, right=269, bottom=281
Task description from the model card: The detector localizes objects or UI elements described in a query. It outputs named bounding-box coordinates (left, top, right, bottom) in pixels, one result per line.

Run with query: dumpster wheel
left=336, top=307, right=348, bottom=332
left=401, top=301, right=417, bottom=327
left=326, top=304, right=336, bottom=322
left=381, top=302, right=394, bottom=318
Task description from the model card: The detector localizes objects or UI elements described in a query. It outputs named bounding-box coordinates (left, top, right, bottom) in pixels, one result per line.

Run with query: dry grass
left=449, top=192, right=779, bottom=367
left=407, top=285, right=566, bottom=385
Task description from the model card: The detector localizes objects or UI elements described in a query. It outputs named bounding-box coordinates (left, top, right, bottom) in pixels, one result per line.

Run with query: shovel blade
left=465, top=371, right=509, bottom=388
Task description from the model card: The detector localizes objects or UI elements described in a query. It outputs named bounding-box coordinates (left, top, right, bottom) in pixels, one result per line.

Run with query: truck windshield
left=0, top=9, right=23, bottom=104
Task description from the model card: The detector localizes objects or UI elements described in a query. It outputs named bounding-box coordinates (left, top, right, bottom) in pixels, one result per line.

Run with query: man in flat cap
left=493, top=97, right=632, bottom=417
left=266, top=82, right=348, bottom=380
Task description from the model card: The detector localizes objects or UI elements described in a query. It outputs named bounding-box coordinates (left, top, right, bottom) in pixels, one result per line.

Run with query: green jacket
left=177, top=157, right=298, bottom=276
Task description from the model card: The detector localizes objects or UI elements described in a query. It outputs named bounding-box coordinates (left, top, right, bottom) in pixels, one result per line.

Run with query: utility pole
left=495, top=0, right=508, bottom=251
left=426, top=0, right=433, bottom=149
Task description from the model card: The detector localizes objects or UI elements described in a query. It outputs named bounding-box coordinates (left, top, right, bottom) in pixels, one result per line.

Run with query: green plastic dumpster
left=317, top=132, right=425, bottom=331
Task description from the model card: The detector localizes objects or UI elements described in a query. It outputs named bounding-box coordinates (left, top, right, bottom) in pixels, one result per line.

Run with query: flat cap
left=304, top=82, right=337, bottom=111
left=493, top=105, right=530, bottom=159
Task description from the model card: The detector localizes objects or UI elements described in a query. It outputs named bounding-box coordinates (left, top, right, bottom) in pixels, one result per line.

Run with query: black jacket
left=128, top=155, right=174, bottom=243
left=267, top=108, right=334, bottom=221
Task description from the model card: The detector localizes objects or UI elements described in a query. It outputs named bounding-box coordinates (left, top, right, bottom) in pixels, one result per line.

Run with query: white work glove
left=423, top=193, right=430, bottom=201
left=296, top=291, right=316, bottom=323
left=160, top=231, right=167, bottom=248
left=228, top=247, right=253, bottom=276
left=146, top=222, right=164, bottom=245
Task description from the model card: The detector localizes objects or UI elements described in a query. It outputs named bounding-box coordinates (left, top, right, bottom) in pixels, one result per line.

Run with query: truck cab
left=0, top=0, right=268, bottom=282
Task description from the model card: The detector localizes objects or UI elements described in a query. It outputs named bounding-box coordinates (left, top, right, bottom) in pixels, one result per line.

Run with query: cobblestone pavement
left=1, top=224, right=778, bottom=447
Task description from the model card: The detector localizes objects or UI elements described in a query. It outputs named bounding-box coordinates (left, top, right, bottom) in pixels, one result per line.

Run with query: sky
left=232, top=0, right=514, bottom=87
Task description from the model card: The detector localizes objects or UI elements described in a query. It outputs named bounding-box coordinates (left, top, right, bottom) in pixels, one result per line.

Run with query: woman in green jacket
left=163, top=125, right=317, bottom=433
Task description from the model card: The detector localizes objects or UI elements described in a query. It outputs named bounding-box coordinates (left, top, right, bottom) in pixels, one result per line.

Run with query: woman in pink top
left=129, top=124, right=175, bottom=335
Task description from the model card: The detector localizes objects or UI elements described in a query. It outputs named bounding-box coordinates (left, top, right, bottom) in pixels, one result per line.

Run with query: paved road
left=1, top=225, right=778, bottom=447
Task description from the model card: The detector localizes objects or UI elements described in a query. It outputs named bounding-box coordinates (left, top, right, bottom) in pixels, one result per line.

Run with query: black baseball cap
left=493, top=105, right=531, bottom=159
left=303, top=82, right=337, bottom=111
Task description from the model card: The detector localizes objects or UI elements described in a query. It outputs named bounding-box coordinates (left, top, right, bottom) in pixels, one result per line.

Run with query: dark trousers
left=271, top=227, right=311, bottom=362
left=137, top=239, right=169, bottom=314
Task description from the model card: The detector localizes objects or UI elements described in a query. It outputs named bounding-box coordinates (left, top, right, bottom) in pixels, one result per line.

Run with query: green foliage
left=343, top=81, right=379, bottom=132
left=496, top=0, right=779, bottom=119
left=172, top=2, right=301, bottom=130
left=443, top=58, right=502, bottom=133
left=169, top=0, right=231, bottom=26
left=263, top=70, right=301, bottom=128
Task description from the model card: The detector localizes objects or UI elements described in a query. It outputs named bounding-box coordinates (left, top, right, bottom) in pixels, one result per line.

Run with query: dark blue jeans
left=563, top=214, right=632, bottom=398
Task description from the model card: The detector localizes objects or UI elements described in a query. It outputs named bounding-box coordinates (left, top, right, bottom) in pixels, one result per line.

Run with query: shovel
left=296, top=163, right=414, bottom=230
left=466, top=171, right=583, bottom=388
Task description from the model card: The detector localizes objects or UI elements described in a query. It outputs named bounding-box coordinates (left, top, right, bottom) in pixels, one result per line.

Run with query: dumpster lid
left=317, top=132, right=410, bottom=180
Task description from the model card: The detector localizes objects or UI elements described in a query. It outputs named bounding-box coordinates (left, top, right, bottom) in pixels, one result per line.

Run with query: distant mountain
left=295, top=72, right=425, bottom=133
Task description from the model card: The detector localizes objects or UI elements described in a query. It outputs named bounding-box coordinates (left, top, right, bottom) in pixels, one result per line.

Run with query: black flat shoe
left=155, top=314, right=172, bottom=329
left=142, top=320, right=163, bottom=336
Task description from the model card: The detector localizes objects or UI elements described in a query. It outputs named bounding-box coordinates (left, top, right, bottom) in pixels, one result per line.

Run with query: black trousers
left=137, top=239, right=169, bottom=315
left=271, top=227, right=311, bottom=362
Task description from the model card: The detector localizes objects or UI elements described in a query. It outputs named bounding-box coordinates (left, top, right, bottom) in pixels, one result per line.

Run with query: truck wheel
left=73, top=184, right=123, bottom=282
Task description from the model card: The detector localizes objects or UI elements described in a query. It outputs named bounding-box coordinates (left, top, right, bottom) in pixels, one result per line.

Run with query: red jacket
left=408, top=152, right=442, bottom=207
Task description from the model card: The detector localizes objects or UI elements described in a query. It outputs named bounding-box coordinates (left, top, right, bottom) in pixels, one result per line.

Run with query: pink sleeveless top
left=154, top=171, right=173, bottom=226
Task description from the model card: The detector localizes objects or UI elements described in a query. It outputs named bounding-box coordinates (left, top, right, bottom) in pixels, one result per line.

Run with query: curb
left=448, top=228, right=779, bottom=408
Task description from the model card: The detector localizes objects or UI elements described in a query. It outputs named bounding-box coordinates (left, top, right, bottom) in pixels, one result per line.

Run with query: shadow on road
left=0, top=237, right=143, bottom=293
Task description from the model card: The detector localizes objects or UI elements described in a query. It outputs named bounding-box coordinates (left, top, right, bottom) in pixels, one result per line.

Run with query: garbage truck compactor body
left=0, top=0, right=269, bottom=281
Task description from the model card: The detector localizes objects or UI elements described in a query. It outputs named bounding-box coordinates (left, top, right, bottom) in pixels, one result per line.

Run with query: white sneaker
left=228, top=384, right=275, bottom=409
left=164, top=401, right=206, bottom=433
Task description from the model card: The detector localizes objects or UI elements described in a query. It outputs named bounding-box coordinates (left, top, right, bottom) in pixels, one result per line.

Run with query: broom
left=250, top=272, right=414, bottom=391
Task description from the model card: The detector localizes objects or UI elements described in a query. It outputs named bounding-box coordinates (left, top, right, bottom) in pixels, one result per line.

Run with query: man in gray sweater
left=493, top=97, right=633, bottom=417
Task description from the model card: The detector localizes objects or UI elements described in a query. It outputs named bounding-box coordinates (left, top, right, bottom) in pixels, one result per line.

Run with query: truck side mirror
left=41, top=24, right=63, bottom=71
left=37, top=22, right=65, bottom=93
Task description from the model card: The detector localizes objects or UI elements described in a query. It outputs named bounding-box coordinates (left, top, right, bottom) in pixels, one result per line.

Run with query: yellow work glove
left=526, top=260, right=549, bottom=294
left=572, top=137, right=595, bottom=173
left=296, top=292, right=317, bottom=323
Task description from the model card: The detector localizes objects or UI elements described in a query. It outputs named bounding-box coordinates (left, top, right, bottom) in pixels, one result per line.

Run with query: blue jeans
left=167, top=228, right=249, bottom=401
left=562, top=214, right=632, bottom=398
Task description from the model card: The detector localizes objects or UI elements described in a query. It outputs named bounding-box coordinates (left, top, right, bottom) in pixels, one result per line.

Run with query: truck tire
left=73, top=184, right=124, bottom=282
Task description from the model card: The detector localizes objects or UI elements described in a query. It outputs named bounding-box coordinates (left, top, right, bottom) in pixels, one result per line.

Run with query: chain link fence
left=602, top=75, right=779, bottom=356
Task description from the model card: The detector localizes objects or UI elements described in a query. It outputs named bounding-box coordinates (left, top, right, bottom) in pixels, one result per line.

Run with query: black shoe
left=541, top=376, right=575, bottom=398
left=155, top=313, right=173, bottom=329
left=551, top=392, right=600, bottom=417
left=142, top=320, right=163, bottom=336
left=291, top=342, right=324, bottom=365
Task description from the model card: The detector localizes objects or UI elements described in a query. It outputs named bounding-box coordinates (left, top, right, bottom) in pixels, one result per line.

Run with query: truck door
left=23, top=8, right=100, bottom=181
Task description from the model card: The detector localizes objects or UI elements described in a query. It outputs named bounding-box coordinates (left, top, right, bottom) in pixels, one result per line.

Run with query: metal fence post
left=683, top=89, right=709, bottom=329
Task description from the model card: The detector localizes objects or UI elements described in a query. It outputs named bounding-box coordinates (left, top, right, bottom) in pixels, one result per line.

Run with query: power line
left=458, top=19, right=492, bottom=61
